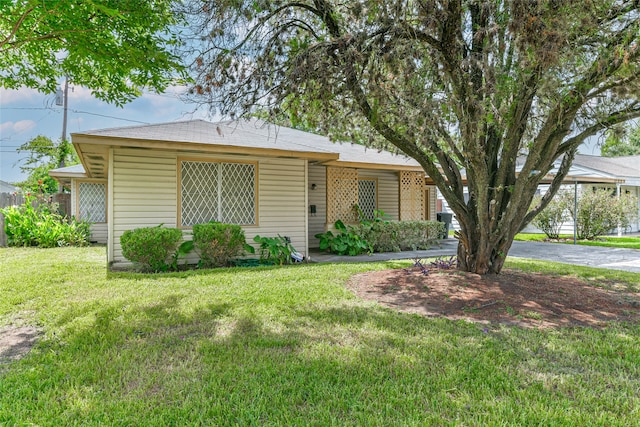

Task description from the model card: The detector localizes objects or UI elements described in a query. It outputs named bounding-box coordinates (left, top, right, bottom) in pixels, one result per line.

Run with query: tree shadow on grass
left=2, top=297, right=639, bottom=425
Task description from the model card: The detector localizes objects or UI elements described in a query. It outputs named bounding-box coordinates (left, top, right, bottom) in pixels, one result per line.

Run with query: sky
left=0, top=83, right=211, bottom=184
left=0, top=82, right=604, bottom=186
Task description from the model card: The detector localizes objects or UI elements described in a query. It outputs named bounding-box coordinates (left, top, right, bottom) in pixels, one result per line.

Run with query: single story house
left=437, top=154, right=640, bottom=234
left=538, top=154, right=640, bottom=234
left=50, top=119, right=437, bottom=267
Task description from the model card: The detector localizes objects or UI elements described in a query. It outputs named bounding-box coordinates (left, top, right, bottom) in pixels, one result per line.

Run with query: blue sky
left=0, top=83, right=210, bottom=184
left=1, top=82, right=603, bottom=185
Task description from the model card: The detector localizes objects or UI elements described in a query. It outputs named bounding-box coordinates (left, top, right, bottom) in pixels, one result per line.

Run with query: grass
left=1, top=246, right=640, bottom=426
left=515, top=232, right=640, bottom=249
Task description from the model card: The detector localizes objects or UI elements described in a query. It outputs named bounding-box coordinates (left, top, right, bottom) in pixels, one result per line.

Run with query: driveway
left=310, top=238, right=640, bottom=273
left=508, top=240, right=640, bottom=273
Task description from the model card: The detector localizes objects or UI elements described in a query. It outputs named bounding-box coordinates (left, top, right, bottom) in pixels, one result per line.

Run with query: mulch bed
left=347, top=266, right=640, bottom=328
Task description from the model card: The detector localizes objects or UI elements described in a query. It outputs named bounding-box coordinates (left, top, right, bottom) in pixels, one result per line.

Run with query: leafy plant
left=315, top=220, right=372, bottom=256
left=566, top=189, right=638, bottom=240
left=192, top=222, right=251, bottom=268
left=170, top=240, right=195, bottom=271
left=408, top=258, right=430, bottom=276
left=430, top=256, right=458, bottom=270
left=531, top=194, right=570, bottom=239
left=253, top=234, right=298, bottom=265
left=120, top=225, right=183, bottom=272
left=1, top=196, right=90, bottom=247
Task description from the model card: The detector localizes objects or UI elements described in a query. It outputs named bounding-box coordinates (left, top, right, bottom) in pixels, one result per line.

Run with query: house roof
left=0, top=180, right=18, bottom=193
left=65, top=119, right=423, bottom=179
left=572, top=154, right=640, bottom=178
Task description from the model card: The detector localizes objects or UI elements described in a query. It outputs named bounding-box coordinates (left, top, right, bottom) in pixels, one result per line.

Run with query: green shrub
left=120, top=225, right=183, bottom=272
left=535, top=188, right=638, bottom=240
left=568, top=189, right=638, bottom=240
left=353, top=220, right=443, bottom=252
left=1, top=197, right=90, bottom=247
left=531, top=194, right=570, bottom=239
left=192, top=222, right=250, bottom=267
left=253, top=234, right=297, bottom=265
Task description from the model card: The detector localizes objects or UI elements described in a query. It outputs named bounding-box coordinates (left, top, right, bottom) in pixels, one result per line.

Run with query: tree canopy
left=1, top=0, right=184, bottom=104
left=601, top=123, right=640, bottom=156
left=184, top=0, right=640, bottom=274
left=15, top=135, right=78, bottom=194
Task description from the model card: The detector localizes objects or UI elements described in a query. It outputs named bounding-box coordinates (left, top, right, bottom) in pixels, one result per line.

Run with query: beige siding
left=254, top=158, right=307, bottom=255
left=89, top=223, right=108, bottom=244
left=308, top=166, right=400, bottom=248
left=308, top=164, right=327, bottom=247
left=112, top=148, right=178, bottom=263
left=110, top=148, right=308, bottom=265
left=358, top=169, right=399, bottom=220
left=426, top=185, right=437, bottom=221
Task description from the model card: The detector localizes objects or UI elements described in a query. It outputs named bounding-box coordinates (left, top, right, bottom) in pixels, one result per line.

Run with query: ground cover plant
left=1, top=247, right=640, bottom=425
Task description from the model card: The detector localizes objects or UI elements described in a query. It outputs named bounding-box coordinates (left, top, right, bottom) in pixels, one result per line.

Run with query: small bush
left=1, top=197, right=90, bottom=247
left=531, top=194, right=570, bottom=239
left=120, top=225, right=183, bottom=272
left=568, top=189, right=638, bottom=240
left=192, top=222, right=249, bottom=267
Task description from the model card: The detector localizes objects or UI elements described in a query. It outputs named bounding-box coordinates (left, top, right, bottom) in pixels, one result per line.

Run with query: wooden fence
left=0, top=192, right=71, bottom=247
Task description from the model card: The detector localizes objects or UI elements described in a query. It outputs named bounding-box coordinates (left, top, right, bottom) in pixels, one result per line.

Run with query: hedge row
left=352, top=220, right=444, bottom=252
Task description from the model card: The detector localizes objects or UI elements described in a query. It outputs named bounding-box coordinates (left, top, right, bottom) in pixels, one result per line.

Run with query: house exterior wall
left=426, top=185, right=437, bottom=221
left=308, top=164, right=327, bottom=248
left=358, top=169, right=399, bottom=220
left=308, top=166, right=402, bottom=247
left=109, top=147, right=307, bottom=266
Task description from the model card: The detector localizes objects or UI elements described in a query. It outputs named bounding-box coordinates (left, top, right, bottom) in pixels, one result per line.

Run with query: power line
left=68, top=109, right=149, bottom=124
left=1, top=106, right=150, bottom=124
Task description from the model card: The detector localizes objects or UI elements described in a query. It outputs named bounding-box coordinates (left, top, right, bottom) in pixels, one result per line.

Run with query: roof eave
left=322, top=160, right=424, bottom=172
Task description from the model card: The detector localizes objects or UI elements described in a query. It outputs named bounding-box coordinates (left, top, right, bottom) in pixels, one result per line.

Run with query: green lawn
left=1, top=247, right=640, bottom=426
left=515, top=233, right=640, bottom=249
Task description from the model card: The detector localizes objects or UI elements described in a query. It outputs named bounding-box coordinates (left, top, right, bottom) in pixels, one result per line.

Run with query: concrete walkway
left=309, top=238, right=640, bottom=273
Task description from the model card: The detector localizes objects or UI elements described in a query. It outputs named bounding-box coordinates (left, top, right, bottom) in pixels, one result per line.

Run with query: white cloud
left=0, top=87, right=41, bottom=105
left=0, top=120, right=37, bottom=134
left=67, top=85, right=97, bottom=103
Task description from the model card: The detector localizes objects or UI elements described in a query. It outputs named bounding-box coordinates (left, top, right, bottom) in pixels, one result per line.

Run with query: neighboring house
left=545, top=154, right=640, bottom=234
left=50, top=119, right=437, bottom=267
left=0, top=180, right=18, bottom=193
left=437, top=154, right=640, bottom=234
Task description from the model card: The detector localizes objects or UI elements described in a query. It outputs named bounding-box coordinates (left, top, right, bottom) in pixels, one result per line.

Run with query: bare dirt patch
left=347, top=267, right=640, bottom=328
left=0, top=325, right=41, bottom=363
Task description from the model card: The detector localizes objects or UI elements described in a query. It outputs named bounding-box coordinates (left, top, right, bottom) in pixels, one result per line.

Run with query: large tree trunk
left=456, top=230, right=512, bottom=275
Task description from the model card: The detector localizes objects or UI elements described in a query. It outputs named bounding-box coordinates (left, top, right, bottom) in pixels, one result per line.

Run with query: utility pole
left=58, top=77, right=69, bottom=193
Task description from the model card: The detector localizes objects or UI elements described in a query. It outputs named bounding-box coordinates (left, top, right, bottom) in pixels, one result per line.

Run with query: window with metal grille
left=78, top=182, right=106, bottom=222
left=180, top=160, right=256, bottom=226
left=358, top=179, right=377, bottom=220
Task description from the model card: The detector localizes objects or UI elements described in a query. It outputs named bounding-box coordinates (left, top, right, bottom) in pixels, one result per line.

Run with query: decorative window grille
left=78, top=182, right=106, bottom=222
left=358, top=179, right=377, bottom=220
left=180, top=160, right=256, bottom=226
